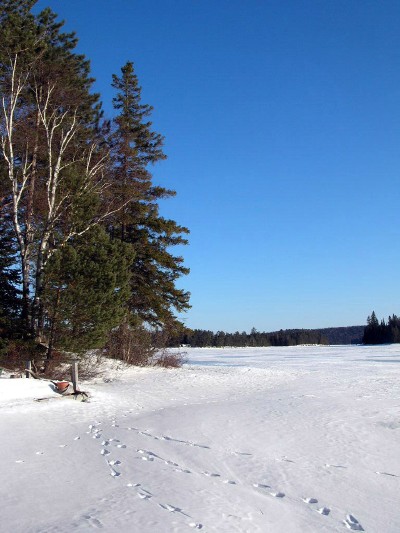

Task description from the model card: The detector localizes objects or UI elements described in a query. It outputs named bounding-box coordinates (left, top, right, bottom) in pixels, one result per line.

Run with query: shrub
left=105, top=322, right=156, bottom=366
left=153, top=350, right=186, bottom=368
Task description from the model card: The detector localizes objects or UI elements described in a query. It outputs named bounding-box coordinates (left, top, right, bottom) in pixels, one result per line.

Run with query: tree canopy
left=0, top=1, right=190, bottom=367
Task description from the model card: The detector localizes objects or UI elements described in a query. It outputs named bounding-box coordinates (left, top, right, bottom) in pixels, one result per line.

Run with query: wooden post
left=25, top=360, right=32, bottom=379
left=71, top=360, right=79, bottom=392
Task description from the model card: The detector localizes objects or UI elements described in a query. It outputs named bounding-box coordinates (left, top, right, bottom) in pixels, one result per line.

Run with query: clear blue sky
left=35, top=0, right=400, bottom=332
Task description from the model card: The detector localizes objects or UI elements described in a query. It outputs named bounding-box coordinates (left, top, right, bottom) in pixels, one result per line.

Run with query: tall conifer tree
left=0, top=3, right=134, bottom=355
left=109, top=62, right=190, bottom=328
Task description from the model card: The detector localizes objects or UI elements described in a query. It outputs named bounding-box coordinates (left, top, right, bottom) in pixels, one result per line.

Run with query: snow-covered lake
left=1, top=345, right=399, bottom=532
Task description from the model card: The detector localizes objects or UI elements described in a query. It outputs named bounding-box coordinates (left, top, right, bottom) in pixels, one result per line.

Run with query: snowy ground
left=1, top=345, right=399, bottom=532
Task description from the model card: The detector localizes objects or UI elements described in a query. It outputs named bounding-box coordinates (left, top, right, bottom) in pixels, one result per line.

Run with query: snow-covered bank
left=1, top=345, right=399, bottom=532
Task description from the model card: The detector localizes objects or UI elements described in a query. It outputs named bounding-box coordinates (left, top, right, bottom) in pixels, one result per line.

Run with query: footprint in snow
left=302, top=497, right=318, bottom=504
left=109, top=468, right=120, bottom=477
left=139, top=431, right=154, bottom=438
left=127, top=482, right=140, bottom=487
left=83, top=515, right=103, bottom=529
left=343, top=514, right=364, bottom=531
left=270, top=491, right=285, bottom=498
left=100, top=449, right=110, bottom=456
left=375, top=471, right=398, bottom=477
left=137, top=491, right=151, bottom=500
left=189, top=522, right=203, bottom=529
left=74, top=436, right=80, bottom=441
left=159, top=503, right=182, bottom=513
left=59, top=444, right=67, bottom=448
left=325, top=464, right=347, bottom=469
left=223, top=480, right=236, bottom=484
left=202, top=471, right=220, bottom=477
left=317, top=507, right=330, bottom=516
left=35, top=451, right=44, bottom=455
left=253, top=483, right=270, bottom=489
left=232, top=451, right=252, bottom=456
left=108, top=460, right=121, bottom=466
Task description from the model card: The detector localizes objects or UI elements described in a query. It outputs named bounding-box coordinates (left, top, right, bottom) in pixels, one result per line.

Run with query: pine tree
left=0, top=2, right=123, bottom=348
left=0, top=216, right=21, bottom=338
left=1, top=4, right=190, bottom=368
left=108, top=62, right=190, bottom=328
left=42, top=226, right=133, bottom=355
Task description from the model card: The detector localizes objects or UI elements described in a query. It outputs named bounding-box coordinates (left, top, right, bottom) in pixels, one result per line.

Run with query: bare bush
left=105, top=322, right=157, bottom=366
left=152, top=349, right=186, bottom=368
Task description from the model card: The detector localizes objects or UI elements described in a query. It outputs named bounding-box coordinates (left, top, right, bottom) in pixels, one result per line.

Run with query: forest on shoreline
left=171, top=314, right=400, bottom=348
left=1, top=3, right=397, bottom=378
left=0, top=1, right=189, bottom=372
left=170, top=325, right=364, bottom=347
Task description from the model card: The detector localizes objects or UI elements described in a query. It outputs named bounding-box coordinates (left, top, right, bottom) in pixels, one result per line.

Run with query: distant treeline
left=170, top=325, right=365, bottom=348
left=363, top=312, right=400, bottom=344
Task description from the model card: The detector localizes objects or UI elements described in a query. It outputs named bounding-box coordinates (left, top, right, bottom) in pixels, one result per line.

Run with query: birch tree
left=0, top=4, right=130, bottom=346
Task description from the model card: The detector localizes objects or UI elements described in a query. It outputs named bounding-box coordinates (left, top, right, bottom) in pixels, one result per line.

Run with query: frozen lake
left=1, top=345, right=399, bottom=532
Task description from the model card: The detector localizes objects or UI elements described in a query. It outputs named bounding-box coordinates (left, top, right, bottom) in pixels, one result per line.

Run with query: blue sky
left=35, top=0, right=400, bottom=332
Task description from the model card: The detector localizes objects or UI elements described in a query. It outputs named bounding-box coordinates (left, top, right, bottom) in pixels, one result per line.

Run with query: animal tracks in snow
left=85, top=420, right=204, bottom=527
left=202, top=471, right=220, bottom=477
left=159, top=503, right=189, bottom=516
left=375, top=471, right=398, bottom=477
left=253, top=483, right=271, bottom=489
left=137, top=490, right=152, bottom=500
left=231, top=451, right=252, bottom=456
left=253, top=483, right=285, bottom=498
left=343, top=514, right=364, bottom=531
left=109, top=467, right=120, bottom=478
left=277, top=456, right=295, bottom=463
left=161, top=435, right=210, bottom=449
left=83, top=515, right=103, bottom=529
left=302, top=497, right=318, bottom=504
left=82, top=415, right=370, bottom=532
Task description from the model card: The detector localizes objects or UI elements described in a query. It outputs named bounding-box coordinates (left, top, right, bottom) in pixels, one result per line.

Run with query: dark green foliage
left=42, top=227, right=134, bottom=352
left=171, top=325, right=366, bottom=348
left=0, top=3, right=189, bottom=366
left=0, top=217, right=21, bottom=337
left=172, top=328, right=330, bottom=348
left=363, top=312, right=400, bottom=344
left=108, top=61, right=190, bottom=327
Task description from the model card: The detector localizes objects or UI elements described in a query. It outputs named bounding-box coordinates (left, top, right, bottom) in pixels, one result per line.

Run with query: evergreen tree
left=0, top=217, right=21, bottom=339
left=363, top=311, right=382, bottom=344
left=42, top=227, right=133, bottom=355
left=0, top=2, right=122, bottom=348
left=108, top=62, right=190, bottom=328
left=0, top=4, right=190, bottom=369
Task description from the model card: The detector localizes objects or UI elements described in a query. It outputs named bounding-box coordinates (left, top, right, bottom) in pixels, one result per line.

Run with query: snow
left=1, top=345, right=399, bottom=532
left=0, top=376, right=59, bottom=406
